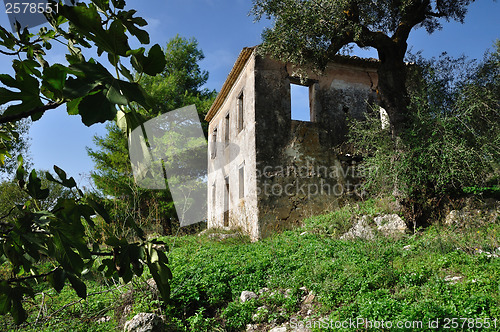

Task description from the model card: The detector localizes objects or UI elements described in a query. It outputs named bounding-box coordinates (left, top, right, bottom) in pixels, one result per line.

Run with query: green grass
left=2, top=198, right=499, bottom=331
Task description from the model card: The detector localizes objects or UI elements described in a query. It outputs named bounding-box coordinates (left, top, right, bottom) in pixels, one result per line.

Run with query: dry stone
left=374, top=214, right=408, bottom=237
left=341, top=214, right=408, bottom=240
left=124, top=313, right=164, bottom=332
left=340, top=216, right=374, bottom=240
left=269, top=326, right=287, bottom=332
left=240, top=291, right=258, bottom=302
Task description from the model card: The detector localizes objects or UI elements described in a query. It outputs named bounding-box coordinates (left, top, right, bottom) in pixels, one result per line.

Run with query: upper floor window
left=237, top=92, right=244, bottom=132
left=290, top=82, right=311, bottom=122
left=211, top=127, right=217, bottom=159
left=238, top=162, right=245, bottom=199
left=224, top=113, right=230, bottom=147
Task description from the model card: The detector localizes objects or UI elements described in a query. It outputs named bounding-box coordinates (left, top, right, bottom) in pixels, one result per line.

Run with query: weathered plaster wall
left=207, top=53, right=260, bottom=240
left=253, top=55, right=378, bottom=238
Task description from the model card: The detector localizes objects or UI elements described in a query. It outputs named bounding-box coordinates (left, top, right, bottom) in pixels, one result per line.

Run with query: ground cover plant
left=1, top=198, right=498, bottom=331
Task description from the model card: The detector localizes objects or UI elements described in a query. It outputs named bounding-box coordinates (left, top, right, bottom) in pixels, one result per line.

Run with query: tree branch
left=343, top=1, right=390, bottom=50
left=0, top=207, right=16, bottom=221
left=0, top=101, right=64, bottom=124
left=90, top=251, right=114, bottom=256
left=426, top=11, right=446, bottom=18
left=392, top=0, right=431, bottom=44
left=7, top=267, right=58, bottom=284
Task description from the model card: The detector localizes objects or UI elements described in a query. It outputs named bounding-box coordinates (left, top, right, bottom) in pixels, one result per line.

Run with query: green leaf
left=47, top=268, right=66, bottom=293
left=42, top=64, right=68, bottom=99
left=0, top=294, right=11, bottom=315
left=0, top=60, right=43, bottom=118
left=149, top=263, right=171, bottom=300
left=93, top=0, right=110, bottom=11
left=157, top=262, right=173, bottom=282
left=105, top=84, right=128, bottom=105
left=121, top=265, right=133, bottom=283
left=118, top=81, right=153, bottom=109
left=67, top=274, right=87, bottom=299
left=0, top=282, right=11, bottom=315
left=59, top=2, right=130, bottom=56
left=27, top=170, right=50, bottom=200
left=78, top=90, right=117, bottom=126
left=10, top=288, right=26, bottom=324
left=87, top=197, right=113, bottom=224
left=124, top=216, right=145, bottom=240
left=119, top=64, right=134, bottom=82
left=66, top=97, right=82, bottom=115
left=139, top=44, right=166, bottom=76
left=63, top=61, right=111, bottom=99
left=80, top=204, right=96, bottom=228
left=111, top=0, right=126, bottom=10
left=50, top=166, right=77, bottom=188
left=53, top=165, right=68, bottom=181
left=117, top=9, right=149, bottom=44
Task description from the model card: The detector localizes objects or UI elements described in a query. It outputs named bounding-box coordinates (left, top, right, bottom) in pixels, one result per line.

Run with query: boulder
left=340, top=216, right=374, bottom=240
left=124, top=313, right=164, bottom=332
left=341, top=214, right=408, bottom=240
left=240, top=291, right=258, bottom=302
left=374, top=214, right=408, bottom=237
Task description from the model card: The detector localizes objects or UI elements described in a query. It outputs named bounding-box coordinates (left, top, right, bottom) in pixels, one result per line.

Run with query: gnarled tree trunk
left=376, top=42, right=410, bottom=138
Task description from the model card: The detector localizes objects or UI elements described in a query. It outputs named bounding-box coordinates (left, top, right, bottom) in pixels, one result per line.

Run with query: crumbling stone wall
left=253, top=55, right=378, bottom=238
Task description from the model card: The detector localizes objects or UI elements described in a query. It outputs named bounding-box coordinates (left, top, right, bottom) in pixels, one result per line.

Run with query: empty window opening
left=224, top=177, right=229, bottom=227
left=212, top=182, right=216, bottom=211
left=239, top=164, right=245, bottom=199
left=211, top=127, right=217, bottom=159
left=291, top=83, right=311, bottom=121
left=224, top=113, right=230, bottom=146
left=237, top=92, right=244, bottom=133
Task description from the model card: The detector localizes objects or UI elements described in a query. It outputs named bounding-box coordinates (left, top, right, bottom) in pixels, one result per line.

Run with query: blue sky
left=0, top=0, right=499, bottom=189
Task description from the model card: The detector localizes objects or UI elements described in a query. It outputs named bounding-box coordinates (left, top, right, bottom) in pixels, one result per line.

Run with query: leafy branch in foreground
left=0, top=0, right=173, bottom=324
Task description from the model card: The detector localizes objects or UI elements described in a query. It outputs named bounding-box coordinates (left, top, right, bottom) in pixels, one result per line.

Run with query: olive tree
left=252, top=0, right=480, bottom=137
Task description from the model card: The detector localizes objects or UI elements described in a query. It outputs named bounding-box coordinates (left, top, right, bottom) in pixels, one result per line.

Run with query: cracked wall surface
left=253, top=55, right=378, bottom=238
left=207, top=50, right=379, bottom=240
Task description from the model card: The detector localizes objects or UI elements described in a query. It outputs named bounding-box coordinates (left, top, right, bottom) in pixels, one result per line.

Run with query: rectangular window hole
left=291, top=83, right=311, bottom=121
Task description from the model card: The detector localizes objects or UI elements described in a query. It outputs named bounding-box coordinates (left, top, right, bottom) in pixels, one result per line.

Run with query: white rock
left=375, top=214, right=408, bottom=236
left=444, top=276, right=462, bottom=284
left=258, top=287, right=269, bottom=295
left=340, top=216, right=374, bottom=240
left=269, top=326, right=287, bottom=332
left=246, top=324, right=259, bottom=332
left=97, top=316, right=111, bottom=324
left=124, top=313, right=164, bottom=332
left=240, top=291, right=258, bottom=302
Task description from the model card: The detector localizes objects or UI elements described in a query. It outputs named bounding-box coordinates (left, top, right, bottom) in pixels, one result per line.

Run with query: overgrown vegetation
left=348, top=42, right=500, bottom=225
left=1, top=198, right=498, bottom=331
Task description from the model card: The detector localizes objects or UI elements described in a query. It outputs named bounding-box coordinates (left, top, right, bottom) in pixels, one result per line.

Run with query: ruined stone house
left=205, top=46, right=379, bottom=241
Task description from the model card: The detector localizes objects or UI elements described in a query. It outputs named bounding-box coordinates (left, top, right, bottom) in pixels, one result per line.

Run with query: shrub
left=348, top=43, right=500, bottom=217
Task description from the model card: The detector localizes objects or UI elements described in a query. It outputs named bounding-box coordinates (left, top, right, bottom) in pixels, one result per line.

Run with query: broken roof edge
left=205, top=46, right=380, bottom=122
left=205, top=46, right=257, bottom=122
